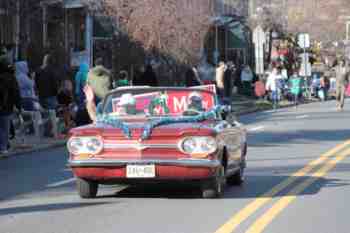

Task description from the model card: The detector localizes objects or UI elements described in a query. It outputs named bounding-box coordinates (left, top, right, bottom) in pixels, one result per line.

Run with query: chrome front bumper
left=68, top=158, right=220, bottom=168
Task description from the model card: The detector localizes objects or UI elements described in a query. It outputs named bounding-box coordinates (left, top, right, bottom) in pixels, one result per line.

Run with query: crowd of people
left=1, top=41, right=349, bottom=157
left=0, top=45, right=160, bottom=156
left=262, top=58, right=350, bottom=110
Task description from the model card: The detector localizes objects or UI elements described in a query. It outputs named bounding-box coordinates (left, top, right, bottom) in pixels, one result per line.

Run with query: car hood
left=70, top=121, right=216, bottom=139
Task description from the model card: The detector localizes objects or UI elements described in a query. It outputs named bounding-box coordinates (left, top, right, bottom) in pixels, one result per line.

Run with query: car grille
left=103, top=139, right=178, bottom=151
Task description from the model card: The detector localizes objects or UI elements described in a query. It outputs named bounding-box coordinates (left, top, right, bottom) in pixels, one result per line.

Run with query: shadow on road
left=0, top=202, right=111, bottom=216
left=97, top=173, right=349, bottom=200
left=224, top=175, right=349, bottom=199
left=249, top=129, right=350, bottom=145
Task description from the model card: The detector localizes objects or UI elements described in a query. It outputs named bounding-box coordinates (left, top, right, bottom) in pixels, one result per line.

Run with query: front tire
left=227, top=164, right=244, bottom=186
left=76, top=177, right=98, bottom=198
left=227, top=143, right=247, bottom=186
left=201, top=165, right=226, bottom=198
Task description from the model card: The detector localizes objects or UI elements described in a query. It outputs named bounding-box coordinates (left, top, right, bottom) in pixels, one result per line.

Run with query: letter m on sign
left=173, top=97, right=187, bottom=113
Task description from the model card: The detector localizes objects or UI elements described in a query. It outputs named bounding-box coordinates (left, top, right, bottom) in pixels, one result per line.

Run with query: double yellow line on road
left=214, top=140, right=350, bottom=233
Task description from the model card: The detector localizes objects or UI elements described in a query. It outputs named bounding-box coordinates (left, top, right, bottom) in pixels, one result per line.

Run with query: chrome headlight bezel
left=178, top=136, right=218, bottom=156
left=67, top=136, right=104, bottom=155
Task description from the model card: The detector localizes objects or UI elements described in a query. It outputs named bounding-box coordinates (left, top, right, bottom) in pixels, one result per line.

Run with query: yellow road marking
left=214, top=140, right=350, bottom=233
left=245, top=148, right=350, bottom=233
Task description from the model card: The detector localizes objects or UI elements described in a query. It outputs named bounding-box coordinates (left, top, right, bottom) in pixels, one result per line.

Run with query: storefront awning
left=41, top=0, right=84, bottom=8
left=63, top=0, right=84, bottom=9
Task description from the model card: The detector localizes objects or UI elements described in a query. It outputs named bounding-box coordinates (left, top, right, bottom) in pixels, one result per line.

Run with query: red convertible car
left=67, top=86, right=247, bottom=198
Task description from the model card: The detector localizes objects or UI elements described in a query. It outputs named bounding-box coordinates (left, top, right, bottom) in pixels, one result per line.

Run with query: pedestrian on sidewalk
left=185, top=66, right=202, bottom=87
left=0, top=52, right=22, bottom=157
left=15, top=61, right=40, bottom=111
left=266, top=67, right=282, bottom=110
left=87, top=57, right=112, bottom=105
left=223, top=62, right=234, bottom=102
left=75, top=63, right=89, bottom=107
left=289, top=70, right=302, bottom=108
left=319, top=73, right=330, bottom=101
left=57, top=79, right=74, bottom=133
left=215, top=61, right=226, bottom=103
left=138, top=64, right=158, bottom=87
left=334, top=58, right=350, bottom=111
left=115, top=70, right=130, bottom=87
left=240, top=65, right=253, bottom=96
left=254, top=78, right=266, bottom=99
left=35, top=54, right=59, bottom=110
left=74, top=62, right=91, bottom=127
left=132, top=66, right=145, bottom=86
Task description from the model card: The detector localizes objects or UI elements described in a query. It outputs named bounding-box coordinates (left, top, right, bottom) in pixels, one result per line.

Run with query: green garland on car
left=96, top=106, right=223, bottom=140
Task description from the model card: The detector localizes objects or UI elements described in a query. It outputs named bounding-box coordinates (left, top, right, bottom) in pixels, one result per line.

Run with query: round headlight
left=86, top=138, right=103, bottom=154
left=180, top=136, right=217, bottom=156
left=67, top=137, right=103, bottom=155
left=201, top=137, right=217, bottom=152
left=67, top=137, right=83, bottom=155
left=182, top=138, right=197, bottom=154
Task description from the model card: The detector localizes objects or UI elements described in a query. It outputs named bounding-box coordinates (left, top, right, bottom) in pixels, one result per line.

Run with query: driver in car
left=115, top=93, right=138, bottom=116
left=183, top=92, right=205, bottom=116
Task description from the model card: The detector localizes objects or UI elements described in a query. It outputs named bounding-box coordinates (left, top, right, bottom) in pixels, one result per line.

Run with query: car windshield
left=101, top=87, right=217, bottom=119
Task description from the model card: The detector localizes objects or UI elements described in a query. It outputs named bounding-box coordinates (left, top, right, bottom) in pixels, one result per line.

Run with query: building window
left=68, top=8, right=86, bottom=52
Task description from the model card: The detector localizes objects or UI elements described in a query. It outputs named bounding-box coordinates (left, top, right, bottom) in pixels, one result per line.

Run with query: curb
left=5, top=141, right=67, bottom=158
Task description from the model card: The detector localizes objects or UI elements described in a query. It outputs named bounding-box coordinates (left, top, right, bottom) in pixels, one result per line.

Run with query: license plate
left=126, top=165, right=156, bottom=178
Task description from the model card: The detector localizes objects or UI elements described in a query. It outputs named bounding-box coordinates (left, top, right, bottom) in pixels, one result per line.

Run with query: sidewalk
left=3, top=95, right=301, bottom=158
left=231, top=94, right=293, bottom=115
left=6, top=135, right=67, bottom=158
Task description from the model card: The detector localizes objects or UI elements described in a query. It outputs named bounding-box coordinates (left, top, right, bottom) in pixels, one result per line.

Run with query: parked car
left=67, top=86, right=247, bottom=198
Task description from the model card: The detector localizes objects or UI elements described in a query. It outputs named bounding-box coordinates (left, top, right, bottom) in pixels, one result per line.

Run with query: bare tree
left=84, top=0, right=215, bottom=66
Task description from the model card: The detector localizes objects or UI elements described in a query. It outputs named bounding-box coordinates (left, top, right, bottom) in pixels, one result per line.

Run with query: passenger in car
left=183, top=92, right=205, bottom=116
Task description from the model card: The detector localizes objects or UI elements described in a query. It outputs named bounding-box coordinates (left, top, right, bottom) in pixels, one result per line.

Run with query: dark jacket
left=223, top=68, right=233, bottom=98
left=35, top=65, right=59, bottom=99
left=185, top=68, right=201, bottom=87
left=135, top=66, right=158, bottom=87
left=0, top=64, right=21, bottom=115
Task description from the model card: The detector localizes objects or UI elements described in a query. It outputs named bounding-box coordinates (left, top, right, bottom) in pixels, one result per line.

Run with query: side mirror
left=221, top=105, right=238, bottom=124
left=226, top=112, right=238, bottom=125
left=96, top=102, right=103, bottom=115
left=222, top=105, right=232, bottom=113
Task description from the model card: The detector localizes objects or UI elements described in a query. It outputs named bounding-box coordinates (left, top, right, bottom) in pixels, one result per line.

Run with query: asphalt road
left=1, top=99, right=350, bottom=233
